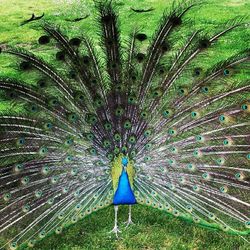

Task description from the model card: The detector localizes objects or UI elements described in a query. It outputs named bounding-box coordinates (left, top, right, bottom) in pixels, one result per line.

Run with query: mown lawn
left=0, top=0, right=249, bottom=249
left=20, top=205, right=250, bottom=250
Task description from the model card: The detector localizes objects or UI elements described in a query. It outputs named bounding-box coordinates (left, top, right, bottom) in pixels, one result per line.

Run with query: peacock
left=0, top=0, right=250, bottom=248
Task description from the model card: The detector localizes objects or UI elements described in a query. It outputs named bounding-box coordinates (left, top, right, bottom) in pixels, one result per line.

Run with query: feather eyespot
left=241, top=104, right=248, bottom=110
left=124, top=120, right=132, bottom=129
left=38, top=35, right=50, bottom=45
left=69, top=70, right=77, bottom=79
left=122, top=146, right=128, bottom=153
left=223, top=69, right=230, bottom=76
left=83, top=55, right=90, bottom=64
left=16, top=138, right=25, bottom=148
left=56, top=51, right=65, bottom=61
left=161, top=41, right=169, bottom=52
left=128, top=135, right=136, bottom=144
left=20, top=61, right=31, bottom=71
left=199, top=38, right=210, bottom=49
left=136, top=53, right=145, bottom=62
left=37, top=79, right=47, bottom=88
left=130, top=150, right=136, bottom=158
left=114, top=133, right=121, bottom=141
left=113, top=147, right=120, bottom=154
left=69, top=37, right=81, bottom=46
left=194, top=67, right=202, bottom=76
left=135, top=33, right=147, bottom=41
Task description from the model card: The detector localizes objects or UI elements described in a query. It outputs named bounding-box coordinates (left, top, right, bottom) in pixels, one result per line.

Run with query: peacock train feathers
left=0, top=0, right=250, bottom=248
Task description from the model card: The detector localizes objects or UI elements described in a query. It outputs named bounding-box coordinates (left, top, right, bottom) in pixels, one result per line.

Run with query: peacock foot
left=124, top=219, right=134, bottom=228
left=109, top=226, right=121, bottom=238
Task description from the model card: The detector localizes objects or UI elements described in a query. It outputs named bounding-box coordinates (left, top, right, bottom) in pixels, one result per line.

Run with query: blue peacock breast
left=113, top=168, right=137, bottom=205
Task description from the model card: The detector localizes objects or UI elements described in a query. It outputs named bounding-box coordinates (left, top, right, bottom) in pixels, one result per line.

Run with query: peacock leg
left=125, top=205, right=134, bottom=228
left=109, top=205, right=121, bottom=238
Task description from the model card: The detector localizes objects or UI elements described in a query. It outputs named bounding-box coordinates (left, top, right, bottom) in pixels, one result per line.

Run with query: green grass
left=0, top=0, right=250, bottom=249
left=22, top=205, right=250, bottom=250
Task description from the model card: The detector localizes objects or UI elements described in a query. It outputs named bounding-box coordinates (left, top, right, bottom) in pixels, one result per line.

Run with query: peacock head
left=122, top=157, right=128, bottom=169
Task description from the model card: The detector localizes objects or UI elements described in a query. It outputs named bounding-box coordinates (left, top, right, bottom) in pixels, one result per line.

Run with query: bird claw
left=109, top=226, right=121, bottom=238
left=124, top=219, right=134, bottom=228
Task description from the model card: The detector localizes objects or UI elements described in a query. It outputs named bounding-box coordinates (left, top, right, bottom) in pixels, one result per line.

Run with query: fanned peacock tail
left=0, top=0, right=250, bottom=248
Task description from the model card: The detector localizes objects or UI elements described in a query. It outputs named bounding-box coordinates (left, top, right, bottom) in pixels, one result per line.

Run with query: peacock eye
left=113, top=147, right=120, bottom=154
left=124, top=120, right=132, bottom=129
left=178, top=87, right=188, bottom=96
left=202, top=173, right=210, bottom=180
left=135, top=33, right=147, bottom=41
left=219, top=115, right=225, bottom=122
left=103, top=139, right=111, bottom=148
left=90, top=148, right=97, bottom=155
left=10, top=242, right=17, bottom=249
left=220, top=186, right=228, bottom=193
left=114, top=133, right=121, bottom=141
left=39, top=146, right=48, bottom=155
left=170, top=147, right=177, bottom=153
left=21, top=176, right=30, bottom=185
left=235, top=172, right=244, bottom=180
left=144, top=129, right=152, bottom=137
left=68, top=113, right=78, bottom=122
left=199, top=38, right=210, bottom=49
left=186, top=204, right=192, bottom=212
left=20, top=61, right=31, bottom=71
left=104, top=122, right=112, bottom=130
left=141, top=111, right=148, bottom=119
left=65, top=138, right=73, bottom=145
left=83, top=55, right=90, bottom=64
left=196, top=135, right=202, bottom=141
left=107, top=153, right=113, bottom=160
left=128, top=135, right=136, bottom=144
left=201, top=86, right=209, bottom=93
left=17, top=137, right=25, bottom=145
left=69, top=37, right=81, bottom=46
left=145, top=143, right=152, bottom=150
left=45, top=122, right=53, bottom=129
left=223, top=69, right=230, bottom=76
left=216, top=157, right=225, bottom=165
left=161, top=41, right=169, bottom=52
left=9, top=91, right=17, bottom=99
left=38, top=35, right=50, bottom=44
left=241, top=104, right=248, bottom=110
left=31, top=105, right=38, bottom=112
left=14, top=164, right=23, bottom=173
left=152, top=89, right=162, bottom=97
left=168, top=128, right=176, bottom=135
left=56, top=51, right=65, bottom=61
left=37, top=79, right=47, bottom=88
left=122, top=146, right=128, bottom=153
left=164, top=110, right=169, bottom=115
left=115, top=107, right=124, bottom=116
left=128, top=96, right=136, bottom=104
left=245, top=221, right=250, bottom=228
left=130, top=150, right=136, bottom=158
left=136, top=53, right=145, bottom=62
left=95, top=98, right=104, bottom=108
left=144, top=156, right=151, bottom=161
left=39, top=230, right=46, bottom=238
left=3, top=193, right=11, bottom=202
left=191, top=111, right=197, bottom=118
left=194, top=67, right=202, bottom=76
